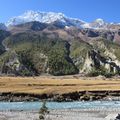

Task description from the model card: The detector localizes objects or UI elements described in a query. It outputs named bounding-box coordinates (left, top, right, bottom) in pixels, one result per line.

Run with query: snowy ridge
left=6, top=10, right=86, bottom=28
left=4, top=10, right=120, bottom=30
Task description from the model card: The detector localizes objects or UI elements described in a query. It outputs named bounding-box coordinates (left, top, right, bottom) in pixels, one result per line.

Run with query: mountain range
left=2, top=10, right=120, bottom=30
left=0, top=11, right=120, bottom=77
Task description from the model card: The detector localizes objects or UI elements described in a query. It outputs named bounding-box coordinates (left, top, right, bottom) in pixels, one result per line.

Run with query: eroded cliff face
left=81, top=49, right=120, bottom=73
left=77, top=39, right=120, bottom=74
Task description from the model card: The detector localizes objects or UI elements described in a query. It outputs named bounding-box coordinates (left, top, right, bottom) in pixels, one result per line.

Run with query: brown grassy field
left=0, top=76, right=120, bottom=95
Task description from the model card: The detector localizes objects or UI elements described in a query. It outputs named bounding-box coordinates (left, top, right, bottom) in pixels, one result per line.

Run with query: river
left=0, top=101, right=120, bottom=110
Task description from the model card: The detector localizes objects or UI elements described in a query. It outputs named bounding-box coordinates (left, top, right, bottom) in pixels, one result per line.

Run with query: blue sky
left=0, top=0, right=120, bottom=23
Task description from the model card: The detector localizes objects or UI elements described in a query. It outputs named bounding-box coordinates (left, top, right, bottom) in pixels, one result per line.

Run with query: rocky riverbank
left=1, top=90, right=120, bottom=102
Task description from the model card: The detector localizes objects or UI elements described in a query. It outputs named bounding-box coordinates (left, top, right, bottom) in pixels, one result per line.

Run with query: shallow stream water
left=0, top=101, right=120, bottom=110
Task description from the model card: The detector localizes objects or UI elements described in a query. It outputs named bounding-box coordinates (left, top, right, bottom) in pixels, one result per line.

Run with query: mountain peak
left=6, top=11, right=87, bottom=28
left=6, top=11, right=67, bottom=26
left=5, top=10, right=120, bottom=30
left=95, top=18, right=104, bottom=22
left=22, top=10, right=66, bottom=20
left=94, top=18, right=106, bottom=25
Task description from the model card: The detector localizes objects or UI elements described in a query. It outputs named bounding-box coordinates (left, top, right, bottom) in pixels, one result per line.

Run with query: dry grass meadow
left=0, top=76, right=120, bottom=95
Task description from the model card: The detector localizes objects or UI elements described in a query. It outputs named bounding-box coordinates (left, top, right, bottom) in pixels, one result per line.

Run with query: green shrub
left=19, top=69, right=32, bottom=76
left=87, top=68, right=100, bottom=77
left=104, top=72, right=115, bottom=78
left=39, top=101, right=49, bottom=120
left=87, top=66, right=117, bottom=78
left=48, top=48, right=79, bottom=76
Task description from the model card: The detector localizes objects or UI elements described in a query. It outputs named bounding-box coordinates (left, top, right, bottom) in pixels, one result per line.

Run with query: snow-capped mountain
left=0, top=23, right=7, bottom=30
left=82, top=18, right=108, bottom=29
left=82, top=18, right=120, bottom=30
left=5, top=10, right=120, bottom=30
left=6, top=10, right=86, bottom=28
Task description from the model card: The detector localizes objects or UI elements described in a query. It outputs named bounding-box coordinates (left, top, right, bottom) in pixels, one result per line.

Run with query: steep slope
left=0, top=23, right=7, bottom=30
left=70, top=39, right=93, bottom=70
left=81, top=39, right=120, bottom=74
left=0, top=21, right=120, bottom=76
left=0, top=30, right=10, bottom=54
left=2, top=32, right=78, bottom=76
left=69, top=38, right=120, bottom=76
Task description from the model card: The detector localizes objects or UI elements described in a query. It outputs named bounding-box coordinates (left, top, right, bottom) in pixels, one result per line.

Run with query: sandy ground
left=0, top=108, right=120, bottom=120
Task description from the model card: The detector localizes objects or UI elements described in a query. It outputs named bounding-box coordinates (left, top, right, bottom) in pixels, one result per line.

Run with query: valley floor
left=0, top=75, right=120, bottom=101
left=0, top=75, right=120, bottom=94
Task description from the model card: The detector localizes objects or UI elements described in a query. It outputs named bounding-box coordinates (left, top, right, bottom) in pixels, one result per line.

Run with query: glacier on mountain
left=4, top=10, right=120, bottom=30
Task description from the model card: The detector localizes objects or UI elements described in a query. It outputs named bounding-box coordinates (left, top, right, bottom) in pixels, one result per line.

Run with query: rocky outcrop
left=82, top=28, right=117, bottom=42
left=81, top=49, right=120, bottom=73
left=0, top=51, right=26, bottom=75
left=115, top=114, right=120, bottom=120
